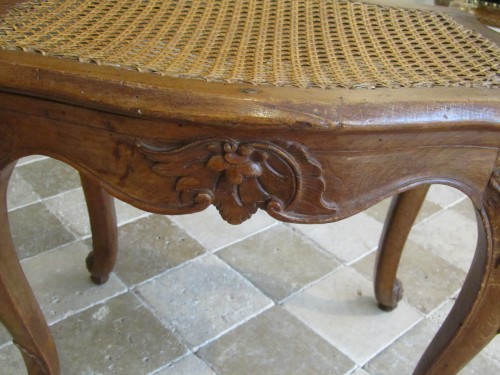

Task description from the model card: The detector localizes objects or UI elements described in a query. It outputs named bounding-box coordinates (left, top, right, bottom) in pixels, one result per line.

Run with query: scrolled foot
left=378, top=278, right=404, bottom=312
left=85, top=252, right=109, bottom=285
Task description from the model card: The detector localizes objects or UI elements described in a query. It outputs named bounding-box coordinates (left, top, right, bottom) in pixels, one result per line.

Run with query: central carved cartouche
left=207, top=142, right=264, bottom=186
left=138, top=138, right=336, bottom=224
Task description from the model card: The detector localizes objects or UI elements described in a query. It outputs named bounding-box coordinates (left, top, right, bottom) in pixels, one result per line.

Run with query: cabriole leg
left=0, top=161, right=60, bottom=375
left=414, top=165, right=500, bottom=374
left=375, top=184, right=430, bottom=311
left=80, top=173, right=117, bottom=285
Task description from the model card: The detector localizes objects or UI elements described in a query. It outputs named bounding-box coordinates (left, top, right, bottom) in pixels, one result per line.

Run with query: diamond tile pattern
left=1, top=155, right=499, bottom=375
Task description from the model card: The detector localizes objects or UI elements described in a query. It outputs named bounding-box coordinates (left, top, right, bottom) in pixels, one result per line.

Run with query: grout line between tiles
left=442, top=195, right=468, bottom=210
left=278, top=264, right=346, bottom=305
left=190, top=301, right=275, bottom=353
left=410, top=195, right=470, bottom=231
left=19, top=237, right=83, bottom=264
left=0, top=341, right=12, bottom=351
left=132, top=252, right=276, bottom=352
left=37, top=186, right=84, bottom=203
left=132, top=290, right=203, bottom=355
left=116, top=211, right=153, bottom=228
left=146, top=352, right=193, bottom=375
left=283, top=222, right=350, bottom=265
left=213, top=239, right=345, bottom=306
left=170, top=215, right=280, bottom=253
left=47, top=288, right=128, bottom=327
left=131, top=291, right=197, bottom=359
left=356, top=315, right=425, bottom=369
left=130, top=252, right=212, bottom=289
left=345, top=245, right=378, bottom=266
left=210, top=221, right=280, bottom=253
left=40, top=201, right=83, bottom=241
left=14, top=155, right=49, bottom=167
left=194, top=351, right=223, bottom=375
left=7, top=197, right=42, bottom=213
left=345, top=366, right=361, bottom=375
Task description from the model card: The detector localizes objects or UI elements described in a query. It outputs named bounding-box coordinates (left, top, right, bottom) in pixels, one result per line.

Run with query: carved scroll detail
left=486, top=157, right=500, bottom=210
left=137, top=139, right=336, bottom=224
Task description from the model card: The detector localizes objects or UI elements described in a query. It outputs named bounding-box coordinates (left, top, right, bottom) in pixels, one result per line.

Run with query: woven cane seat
left=0, top=0, right=498, bottom=89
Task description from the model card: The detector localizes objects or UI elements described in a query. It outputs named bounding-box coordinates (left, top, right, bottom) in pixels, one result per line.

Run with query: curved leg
left=375, top=184, right=430, bottom=311
left=414, top=164, right=500, bottom=374
left=0, top=161, right=60, bottom=374
left=80, top=173, right=117, bottom=285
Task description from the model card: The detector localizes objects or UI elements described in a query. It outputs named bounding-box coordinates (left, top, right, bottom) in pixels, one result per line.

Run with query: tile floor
left=0, top=156, right=499, bottom=375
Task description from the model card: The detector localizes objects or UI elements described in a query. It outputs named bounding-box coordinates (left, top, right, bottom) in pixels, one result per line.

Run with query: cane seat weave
left=0, top=0, right=499, bottom=89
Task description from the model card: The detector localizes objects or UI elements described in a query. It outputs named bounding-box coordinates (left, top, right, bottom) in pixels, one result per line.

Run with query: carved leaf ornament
left=486, top=162, right=500, bottom=210
left=138, top=139, right=336, bottom=224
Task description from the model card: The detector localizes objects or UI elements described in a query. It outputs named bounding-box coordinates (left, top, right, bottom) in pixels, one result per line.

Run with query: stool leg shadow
left=80, top=173, right=117, bottom=285
left=0, top=161, right=60, bottom=374
left=374, top=184, right=430, bottom=311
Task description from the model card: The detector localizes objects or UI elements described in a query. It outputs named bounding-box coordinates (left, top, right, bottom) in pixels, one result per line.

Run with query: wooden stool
left=0, top=0, right=498, bottom=374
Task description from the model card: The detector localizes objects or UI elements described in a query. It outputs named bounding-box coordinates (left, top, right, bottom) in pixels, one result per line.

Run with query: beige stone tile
left=114, top=199, right=151, bottom=225
left=0, top=344, right=26, bottom=375
left=285, top=267, right=422, bottom=364
left=170, top=206, right=277, bottom=251
left=426, top=184, right=466, bottom=208
left=16, top=158, right=81, bottom=198
left=109, top=215, right=205, bottom=286
left=0, top=325, right=9, bottom=346
left=428, top=298, right=455, bottom=324
left=9, top=202, right=75, bottom=259
left=15, top=155, right=48, bottom=167
left=137, top=255, right=273, bottom=348
left=409, top=207, right=477, bottom=272
left=415, top=200, right=442, bottom=223
left=351, top=370, right=371, bottom=375
left=155, top=354, right=216, bottom=375
left=451, top=198, right=476, bottom=220
left=197, top=306, right=355, bottom=375
left=44, top=188, right=89, bottom=237
left=51, top=293, right=186, bottom=374
left=353, top=239, right=466, bottom=313
left=20, top=241, right=126, bottom=324
left=45, top=187, right=150, bottom=237
left=363, top=198, right=391, bottom=223
left=7, top=170, right=40, bottom=211
left=217, top=225, right=340, bottom=301
left=291, top=212, right=383, bottom=264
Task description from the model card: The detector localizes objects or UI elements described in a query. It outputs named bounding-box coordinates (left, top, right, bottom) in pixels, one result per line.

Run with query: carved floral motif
left=137, top=139, right=336, bottom=224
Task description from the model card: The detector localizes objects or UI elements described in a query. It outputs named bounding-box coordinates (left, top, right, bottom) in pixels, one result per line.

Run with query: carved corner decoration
left=491, top=164, right=500, bottom=193
left=137, top=138, right=337, bottom=224
left=486, top=157, right=500, bottom=211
